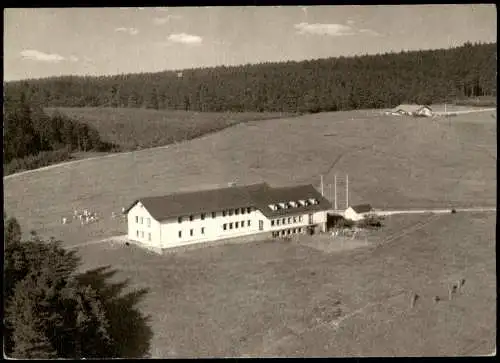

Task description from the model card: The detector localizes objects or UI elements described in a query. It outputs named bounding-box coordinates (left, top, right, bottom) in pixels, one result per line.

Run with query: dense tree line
left=4, top=42, right=496, bottom=113
left=3, top=94, right=117, bottom=173
left=4, top=215, right=152, bottom=358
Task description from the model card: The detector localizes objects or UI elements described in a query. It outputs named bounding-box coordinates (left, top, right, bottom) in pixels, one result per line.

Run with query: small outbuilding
left=391, top=104, right=433, bottom=117
left=344, top=204, right=374, bottom=222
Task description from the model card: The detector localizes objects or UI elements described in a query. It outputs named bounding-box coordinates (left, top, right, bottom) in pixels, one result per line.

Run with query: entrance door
left=259, top=220, right=264, bottom=231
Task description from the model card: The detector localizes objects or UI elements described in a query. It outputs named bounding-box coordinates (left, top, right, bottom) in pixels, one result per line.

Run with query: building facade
left=125, top=183, right=331, bottom=249
left=344, top=204, right=374, bottom=221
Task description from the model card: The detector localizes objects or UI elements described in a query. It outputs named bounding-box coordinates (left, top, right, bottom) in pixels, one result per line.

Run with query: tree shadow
left=76, top=265, right=153, bottom=358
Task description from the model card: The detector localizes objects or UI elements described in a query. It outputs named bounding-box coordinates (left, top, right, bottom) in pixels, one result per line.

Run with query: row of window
left=178, top=227, right=205, bottom=238
left=223, top=219, right=251, bottom=231
left=268, top=199, right=318, bottom=211
left=135, top=216, right=151, bottom=227
left=271, top=215, right=303, bottom=227
left=177, top=207, right=253, bottom=223
left=136, top=230, right=152, bottom=241
left=272, top=228, right=304, bottom=237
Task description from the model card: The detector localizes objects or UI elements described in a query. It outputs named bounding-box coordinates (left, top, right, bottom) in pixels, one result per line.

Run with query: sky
left=3, top=5, right=497, bottom=81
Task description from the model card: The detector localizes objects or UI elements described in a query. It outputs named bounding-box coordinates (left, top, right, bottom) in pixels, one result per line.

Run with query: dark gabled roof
left=350, top=204, right=373, bottom=213
left=247, top=184, right=332, bottom=218
left=125, top=183, right=270, bottom=221
left=125, top=182, right=331, bottom=222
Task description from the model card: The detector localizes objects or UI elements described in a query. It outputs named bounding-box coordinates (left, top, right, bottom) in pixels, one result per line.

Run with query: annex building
left=124, top=182, right=331, bottom=249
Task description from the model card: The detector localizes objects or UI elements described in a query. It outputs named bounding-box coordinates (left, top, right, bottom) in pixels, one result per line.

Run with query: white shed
left=344, top=204, right=374, bottom=222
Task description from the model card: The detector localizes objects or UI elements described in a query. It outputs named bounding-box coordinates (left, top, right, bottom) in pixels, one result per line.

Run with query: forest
left=3, top=94, right=116, bottom=175
left=4, top=42, right=496, bottom=113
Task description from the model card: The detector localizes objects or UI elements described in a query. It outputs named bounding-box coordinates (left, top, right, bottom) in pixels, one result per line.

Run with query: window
left=241, top=208, right=246, bottom=214
left=147, top=218, right=151, bottom=227
left=277, top=219, right=280, bottom=226
left=190, top=229, right=194, bottom=236
left=223, top=223, right=227, bottom=230
left=178, top=216, right=182, bottom=223
left=235, top=209, right=239, bottom=215
left=241, top=220, right=244, bottom=227
left=247, top=207, right=251, bottom=213
left=223, top=211, right=227, bottom=217
left=235, top=222, right=239, bottom=228
left=299, top=216, right=303, bottom=222
left=135, top=216, right=139, bottom=223
left=247, top=220, right=251, bottom=227
left=293, top=216, right=297, bottom=223
left=189, top=215, right=194, bottom=221
left=178, top=231, right=182, bottom=238
left=229, top=223, right=233, bottom=229
left=288, top=217, right=292, bottom=224
left=201, top=227, right=205, bottom=235
left=140, top=217, right=143, bottom=224
left=201, top=213, right=206, bottom=220
left=136, top=230, right=139, bottom=237
left=148, top=233, right=151, bottom=241
left=271, top=220, right=275, bottom=226
left=229, top=209, right=233, bottom=216
left=212, top=212, right=216, bottom=218
left=282, top=218, right=286, bottom=225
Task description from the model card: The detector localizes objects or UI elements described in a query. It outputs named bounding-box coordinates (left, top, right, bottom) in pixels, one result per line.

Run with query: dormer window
left=298, top=200, right=306, bottom=206
left=268, top=204, right=278, bottom=211
left=309, top=198, right=318, bottom=205
left=289, top=201, right=297, bottom=208
left=279, top=202, right=286, bottom=209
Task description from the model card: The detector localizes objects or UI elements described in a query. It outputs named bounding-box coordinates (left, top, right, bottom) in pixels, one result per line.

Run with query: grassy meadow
left=4, top=108, right=495, bottom=246
left=75, top=211, right=496, bottom=357
left=3, top=107, right=496, bottom=357
left=45, top=107, right=295, bottom=151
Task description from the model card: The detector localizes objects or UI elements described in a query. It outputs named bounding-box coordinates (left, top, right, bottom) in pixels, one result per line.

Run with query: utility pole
left=346, top=174, right=349, bottom=209
left=334, top=174, right=337, bottom=210
left=329, top=184, right=332, bottom=209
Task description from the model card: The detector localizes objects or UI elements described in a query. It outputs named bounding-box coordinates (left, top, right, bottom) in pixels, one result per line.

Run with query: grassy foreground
left=75, top=212, right=496, bottom=357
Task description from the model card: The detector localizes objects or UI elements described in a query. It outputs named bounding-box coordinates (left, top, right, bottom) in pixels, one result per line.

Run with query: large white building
left=124, top=182, right=331, bottom=249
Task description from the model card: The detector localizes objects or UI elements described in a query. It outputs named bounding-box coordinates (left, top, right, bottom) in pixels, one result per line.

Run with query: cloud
left=294, top=22, right=381, bottom=37
left=294, top=22, right=355, bottom=36
left=359, top=28, right=381, bottom=36
left=153, top=15, right=182, bottom=25
left=167, top=33, right=202, bottom=45
left=115, top=27, right=139, bottom=35
left=20, top=49, right=66, bottom=63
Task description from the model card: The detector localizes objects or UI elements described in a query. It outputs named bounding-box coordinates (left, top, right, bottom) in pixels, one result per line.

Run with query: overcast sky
left=4, top=5, right=497, bottom=81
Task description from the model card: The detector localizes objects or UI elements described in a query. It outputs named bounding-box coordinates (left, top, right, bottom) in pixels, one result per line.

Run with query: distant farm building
left=387, top=104, right=433, bottom=117
left=344, top=204, right=374, bottom=222
left=124, top=182, right=331, bottom=250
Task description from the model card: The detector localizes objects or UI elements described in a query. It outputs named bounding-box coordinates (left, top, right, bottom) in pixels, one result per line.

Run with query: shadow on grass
left=77, top=265, right=153, bottom=358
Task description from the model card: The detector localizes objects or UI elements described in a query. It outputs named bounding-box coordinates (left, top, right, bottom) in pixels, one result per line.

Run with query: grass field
left=3, top=107, right=496, bottom=357
left=75, top=212, right=496, bottom=357
left=45, top=107, right=295, bottom=151
left=4, top=108, right=495, bottom=246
